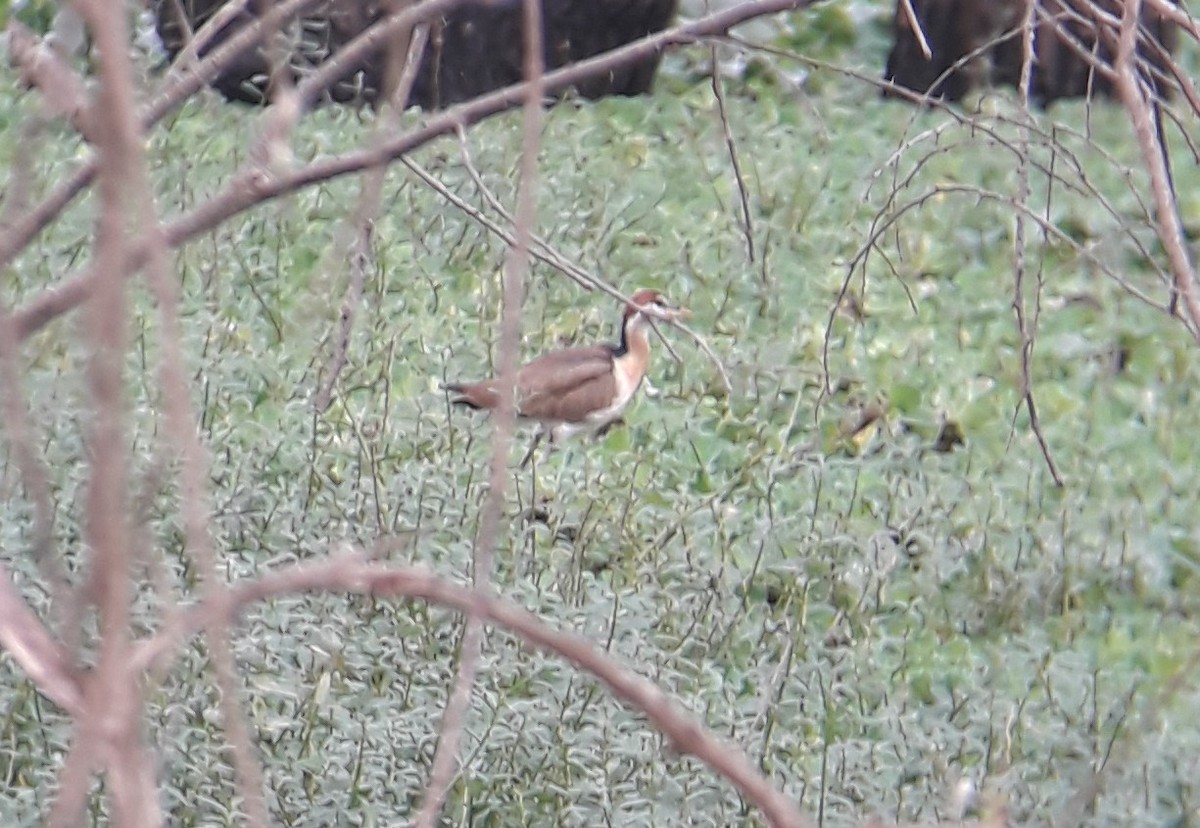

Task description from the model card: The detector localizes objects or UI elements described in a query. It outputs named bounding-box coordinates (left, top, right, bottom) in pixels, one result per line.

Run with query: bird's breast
left=586, top=351, right=646, bottom=427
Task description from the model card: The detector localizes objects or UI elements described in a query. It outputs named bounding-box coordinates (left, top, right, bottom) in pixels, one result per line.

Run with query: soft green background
left=2, top=2, right=1199, bottom=825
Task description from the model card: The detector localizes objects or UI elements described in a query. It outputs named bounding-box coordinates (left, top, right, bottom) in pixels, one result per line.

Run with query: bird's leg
left=519, top=429, right=545, bottom=469
left=592, top=417, right=627, bottom=441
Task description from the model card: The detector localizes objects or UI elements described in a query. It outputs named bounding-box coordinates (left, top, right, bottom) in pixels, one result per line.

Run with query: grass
left=3, top=10, right=1200, bottom=826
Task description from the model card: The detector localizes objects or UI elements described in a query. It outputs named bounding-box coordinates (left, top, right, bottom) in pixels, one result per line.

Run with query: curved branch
left=132, top=556, right=812, bottom=828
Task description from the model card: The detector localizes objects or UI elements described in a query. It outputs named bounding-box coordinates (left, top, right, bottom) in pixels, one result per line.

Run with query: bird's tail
left=441, top=381, right=498, bottom=410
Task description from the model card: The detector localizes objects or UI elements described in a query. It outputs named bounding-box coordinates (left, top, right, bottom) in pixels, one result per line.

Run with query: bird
left=443, top=288, right=688, bottom=461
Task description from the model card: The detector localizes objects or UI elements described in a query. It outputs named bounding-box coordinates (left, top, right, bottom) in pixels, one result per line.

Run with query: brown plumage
left=444, top=289, right=687, bottom=445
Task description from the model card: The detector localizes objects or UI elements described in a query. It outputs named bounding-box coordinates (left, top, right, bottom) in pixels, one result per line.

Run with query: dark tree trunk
left=154, top=0, right=679, bottom=108
left=884, top=0, right=1178, bottom=106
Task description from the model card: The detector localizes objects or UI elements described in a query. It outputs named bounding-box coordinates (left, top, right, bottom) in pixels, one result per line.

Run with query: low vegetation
left=2, top=2, right=1199, bottom=825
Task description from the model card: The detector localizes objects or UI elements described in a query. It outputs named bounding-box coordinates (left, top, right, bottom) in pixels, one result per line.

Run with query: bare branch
left=132, top=556, right=814, bottom=828
left=6, top=21, right=95, bottom=139
left=403, top=154, right=599, bottom=291
left=0, top=563, right=83, bottom=715
left=314, top=18, right=431, bottom=411
left=1113, top=0, right=1200, bottom=338
left=66, top=1, right=162, bottom=825
left=710, top=44, right=755, bottom=262
left=456, top=126, right=606, bottom=291
left=670, top=318, right=734, bottom=394
left=166, top=0, right=255, bottom=69
left=11, top=0, right=820, bottom=343
left=0, top=306, right=70, bottom=619
left=292, top=0, right=465, bottom=112
left=1011, top=0, right=1064, bottom=487
left=898, top=0, right=933, bottom=60
left=0, top=0, right=324, bottom=273
left=1141, top=0, right=1200, bottom=42
left=416, top=0, right=544, bottom=820
left=137, top=64, right=276, bottom=828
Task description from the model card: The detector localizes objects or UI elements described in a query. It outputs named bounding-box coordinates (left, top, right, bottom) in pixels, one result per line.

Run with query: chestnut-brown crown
left=623, top=288, right=670, bottom=318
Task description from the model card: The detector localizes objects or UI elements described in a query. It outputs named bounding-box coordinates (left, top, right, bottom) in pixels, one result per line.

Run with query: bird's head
left=623, top=289, right=689, bottom=324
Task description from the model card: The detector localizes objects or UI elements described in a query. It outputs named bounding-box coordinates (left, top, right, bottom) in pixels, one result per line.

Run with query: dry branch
left=314, top=18, right=431, bottom=411
left=10, top=0, right=819, bottom=343
left=132, top=556, right=814, bottom=828
left=0, top=0, right=323, bottom=272
left=1011, top=0, right=1064, bottom=487
left=710, top=44, right=756, bottom=263
left=67, top=2, right=162, bottom=825
left=415, top=0, right=545, bottom=820
left=290, top=0, right=465, bottom=111
left=402, top=153, right=600, bottom=291
left=1113, top=0, right=1200, bottom=338
left=0, top=565, right=83, bottom=715
left=0, top=305, right=69, bottom=618
left=7, top=21, right=95, bottom=138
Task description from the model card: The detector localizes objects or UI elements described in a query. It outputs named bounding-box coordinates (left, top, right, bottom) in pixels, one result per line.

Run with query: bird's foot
left=518, top=431, right=545, bottom=469
left=592, top=417, right=627, bottom=440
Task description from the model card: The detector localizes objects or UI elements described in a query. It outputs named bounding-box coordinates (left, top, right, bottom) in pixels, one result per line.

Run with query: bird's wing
left=515, top=346, right=615, bottom=421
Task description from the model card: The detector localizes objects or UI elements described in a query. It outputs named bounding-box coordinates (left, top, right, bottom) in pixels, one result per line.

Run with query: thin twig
left=454, top=129, right=731, bottom=382
left=137, top=75, right=273, bottom=828
left=710, top=44, right=755, bottom=263
left=401, top=154, right=598, bottom=291
left=314, top=22, right=430, bottom=411
left=897, top=0, right=933, bottom=60
left=822, top=180, right=1178, bottom=400
left=1057, top=640, right=1200, bottom=828
left=670, top=319, right=733, bottom=393
left=165, top=0, right=255, bottom=69
left=455, top=125, right=605, bottom=291
left=415, top=0, right=545, bottom=820
left=1010, top=0, right=1064, bottom=487
left=292, top=0, right=464, bottom=111
left=0, top=309, right=69, bottom=623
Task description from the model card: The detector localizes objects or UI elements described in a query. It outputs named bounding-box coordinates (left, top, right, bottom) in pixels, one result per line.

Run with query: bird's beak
left=648, top=302, right=690, bottom=323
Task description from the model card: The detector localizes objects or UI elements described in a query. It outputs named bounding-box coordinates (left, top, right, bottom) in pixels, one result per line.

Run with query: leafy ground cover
left=3, top=6, right=1200, bottom=826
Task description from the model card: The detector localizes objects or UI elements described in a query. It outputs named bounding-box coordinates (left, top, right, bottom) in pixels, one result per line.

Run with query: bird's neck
left=614, top=312, right=652, bottom=381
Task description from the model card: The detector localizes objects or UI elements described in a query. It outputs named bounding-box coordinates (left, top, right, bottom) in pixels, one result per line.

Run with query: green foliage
left=780, top=3, right=860, bottom=58
left=1, top=0, right=56, bottom=32
left=4, top=11, right=1200, bottom=827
